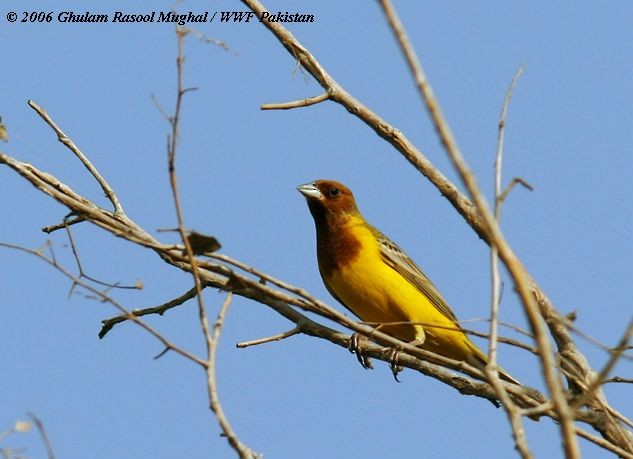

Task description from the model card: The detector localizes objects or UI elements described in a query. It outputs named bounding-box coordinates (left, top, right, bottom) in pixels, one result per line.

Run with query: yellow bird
left=298, top=179, right=518, bottom=384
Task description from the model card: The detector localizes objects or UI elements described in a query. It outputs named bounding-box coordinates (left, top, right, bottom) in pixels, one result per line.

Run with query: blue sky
left=1, top=1, right=631, bottom=458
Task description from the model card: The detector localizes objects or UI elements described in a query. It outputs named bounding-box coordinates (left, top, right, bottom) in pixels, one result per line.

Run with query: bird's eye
left=328, top=187, right=340, bottom=197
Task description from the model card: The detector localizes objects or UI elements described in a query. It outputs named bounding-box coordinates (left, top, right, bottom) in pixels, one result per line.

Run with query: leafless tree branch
left=27, top=100, right=123, bottom=214
left=261, top=93, right=329, bottom=110
left=26, top=413, right=55, bottom=459
left=99, top=286, right=198, bottom=338
left=237, top=327, right=301, bottom=348
left=206, top=293, right=260, bottom=458
left=483, top=64, right=532, bottom=459
left=162, top=28, right=259, bottom=458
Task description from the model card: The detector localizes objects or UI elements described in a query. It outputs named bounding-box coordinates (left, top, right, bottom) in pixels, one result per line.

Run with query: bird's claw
left=348, top=333, right=373, bottom=370
left=384, top=347, right=404, bottom=382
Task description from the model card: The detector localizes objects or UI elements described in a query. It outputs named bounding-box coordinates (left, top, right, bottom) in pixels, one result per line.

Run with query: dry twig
left=27, top=413, right=55, bottom=459
left=483, top=64, right=532, bottom=459
left=163, top=28, right=259, bottom=458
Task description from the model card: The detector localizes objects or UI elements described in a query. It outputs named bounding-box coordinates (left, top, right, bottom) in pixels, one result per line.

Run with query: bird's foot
left=381, top=339, right=424, bottom=382
left=382, top=346, right=404, bottom=382
left=348, top=333, right=373, bottom=370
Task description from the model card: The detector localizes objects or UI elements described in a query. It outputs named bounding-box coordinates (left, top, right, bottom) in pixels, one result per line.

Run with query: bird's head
left=297, top=179, right=359, bottom=220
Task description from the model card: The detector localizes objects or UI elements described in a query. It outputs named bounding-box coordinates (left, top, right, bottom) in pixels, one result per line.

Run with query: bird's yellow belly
left=326, top=248, right=473, bottom=360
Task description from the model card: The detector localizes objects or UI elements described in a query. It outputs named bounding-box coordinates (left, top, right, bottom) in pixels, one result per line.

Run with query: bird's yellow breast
left=323, top=218, right=456, bottom=344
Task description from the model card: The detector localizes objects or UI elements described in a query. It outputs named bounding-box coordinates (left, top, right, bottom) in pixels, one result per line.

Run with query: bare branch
left=65, top=222, right=141, bottom=290
left=261, top=93, right=329, bottom=110
left=605, top=377, right=633, bottom=384
left=99, top=286, right=198, bottom=338
left=165, top=29, right=258, bottom=458
left=559, top=314, right=633, bottom=362
left=42, top=215, right=85, bottom=234
left=207, top=293, right=260, bottom=458
left=26, top=413, right=55, bottom=459
left=484, top=65, right=532, bottom=459
left=27, top=100, right=123, bottom=214
left=499, top=177, right=534, bottom=204
left=237, top=327, right=301, bottom=348
left=575, top=427, right=633, bottom=459
left=571, top=317, right=633, bottom=411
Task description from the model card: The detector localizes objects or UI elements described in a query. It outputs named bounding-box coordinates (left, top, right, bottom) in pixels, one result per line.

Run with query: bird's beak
left=297, top=182, right=323, bottom=200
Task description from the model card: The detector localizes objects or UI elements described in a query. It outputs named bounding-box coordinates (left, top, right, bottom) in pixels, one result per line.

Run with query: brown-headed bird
left=298, top=179, right=518, bottom=384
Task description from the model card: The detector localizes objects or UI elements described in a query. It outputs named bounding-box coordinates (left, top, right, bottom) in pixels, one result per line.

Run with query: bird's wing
left=373, top=226, right=461, bottom=325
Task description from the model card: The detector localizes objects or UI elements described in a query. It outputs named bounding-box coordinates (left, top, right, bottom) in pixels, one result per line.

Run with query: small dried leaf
left=186, top=231, right=221, bottom=255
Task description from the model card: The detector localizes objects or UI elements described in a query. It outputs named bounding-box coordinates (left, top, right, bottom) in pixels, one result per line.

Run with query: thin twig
left=207, top=293, right=260, bottom=458
left=165, top=28, right=258, bottom=458
left=575, top=427, right=633, bottom=459
left=99, top=286, right=198, bottom=338
left=571, top=317, right=633, bottom=411
left=492, top=64, right=524, bottom=357
left=27, top=100, right=123, bottom=214
left=483, top=65, right=532, bottom=459
left=151, top=94, right=171, bottom=123
left=65, top=222, right=141, bottom=290
left=237, top=327, right=301, bottom=348
left=605, top=406, right=633, bottom=430
left=261, top=93, right=329, bottom=110
left=499, top=177, right=533, bottom=204
left=26, top=413, right=55, bottom=459
left=605, top=377, right=633, bottom=384
left=165, top=27, right=210, bottom=363
left=42, top=215, right=85, bottom=234
left=560, top=315, right=633, bottom=362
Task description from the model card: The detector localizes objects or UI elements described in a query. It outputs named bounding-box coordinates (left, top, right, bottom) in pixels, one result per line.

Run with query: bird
left=297, top=179, right=518, bottom=384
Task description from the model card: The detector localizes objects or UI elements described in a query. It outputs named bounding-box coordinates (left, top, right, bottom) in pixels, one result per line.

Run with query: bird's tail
left=467, top=342, right=520, bottom=385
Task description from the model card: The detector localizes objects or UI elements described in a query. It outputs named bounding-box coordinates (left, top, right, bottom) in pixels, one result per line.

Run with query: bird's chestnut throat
left=308, top=203, right=362, bottom=275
